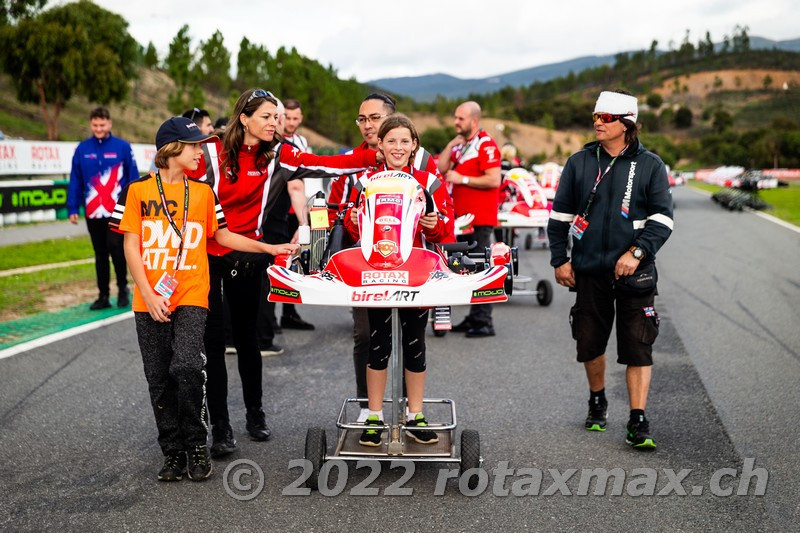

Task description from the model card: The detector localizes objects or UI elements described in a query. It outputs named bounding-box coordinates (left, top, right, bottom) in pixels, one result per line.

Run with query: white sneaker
left=356, top=408, right=371, bottom=423
left=224, top=346, right=237, bottom=355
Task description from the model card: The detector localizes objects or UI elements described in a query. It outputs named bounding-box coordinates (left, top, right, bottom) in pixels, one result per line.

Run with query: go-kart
left=268, top=170, right=513, bottom=489
left=492, top=167, right=554, bottom=305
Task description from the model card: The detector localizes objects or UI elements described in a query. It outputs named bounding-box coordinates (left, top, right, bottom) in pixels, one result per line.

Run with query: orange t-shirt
left=110, top=173, right=227, bottom=312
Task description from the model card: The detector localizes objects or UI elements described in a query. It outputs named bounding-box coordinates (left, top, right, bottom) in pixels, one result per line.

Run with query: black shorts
left=569, top=272, right=660, bottom=366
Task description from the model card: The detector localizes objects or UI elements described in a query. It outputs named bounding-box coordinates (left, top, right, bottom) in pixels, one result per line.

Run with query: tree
left=196, top=30, right=231, bottom=94
left=713, top=110, right=733, bottom=133
left=0, top=0, right=138, bottom=139
left=673, top=106, right=693, bottom=129
left=143, top=41, right=158, bottom=69
left=235, top=36, right=271, bottom=90
left=646, top=93, right=663, bottom=109
left=0, top=0, right=44, bottom=25
left=762, top=74, right=773, bottom=89
left=165, top=25, right=203, bottom=114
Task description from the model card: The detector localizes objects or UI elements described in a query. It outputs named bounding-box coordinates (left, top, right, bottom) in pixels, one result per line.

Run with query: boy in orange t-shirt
left=111, top=117, right=297, bottom=482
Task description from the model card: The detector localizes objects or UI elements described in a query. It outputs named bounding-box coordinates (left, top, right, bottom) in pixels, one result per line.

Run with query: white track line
left=0, top=311, right=133, bottom=360
left=0, top=258, right=93, bottom=278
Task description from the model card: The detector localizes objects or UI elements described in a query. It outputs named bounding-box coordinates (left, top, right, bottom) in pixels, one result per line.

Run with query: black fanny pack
left=614, top=261, right=658, bottom=294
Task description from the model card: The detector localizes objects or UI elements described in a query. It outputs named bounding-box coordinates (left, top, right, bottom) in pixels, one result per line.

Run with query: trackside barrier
left=0, top=140, right=155, bottom=226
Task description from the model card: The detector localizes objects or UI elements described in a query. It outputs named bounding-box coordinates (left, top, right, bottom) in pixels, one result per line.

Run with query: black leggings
left=204, top=254, right=265, bottom=426
left=367, top=308, right=429, bottom=373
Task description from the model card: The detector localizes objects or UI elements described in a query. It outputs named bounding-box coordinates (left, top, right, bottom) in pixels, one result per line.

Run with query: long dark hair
left=222, top=88, right=282, bottom=183
left=613, top=89, right=639, bottom=146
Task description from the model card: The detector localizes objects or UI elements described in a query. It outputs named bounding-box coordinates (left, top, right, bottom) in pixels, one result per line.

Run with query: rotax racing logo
left=362, top=271, right=408, bottom=285
left=351, top=289, right=419, bottom=303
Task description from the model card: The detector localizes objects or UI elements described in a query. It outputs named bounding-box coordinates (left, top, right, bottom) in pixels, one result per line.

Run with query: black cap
left=155, top=116, right=217, bottom=150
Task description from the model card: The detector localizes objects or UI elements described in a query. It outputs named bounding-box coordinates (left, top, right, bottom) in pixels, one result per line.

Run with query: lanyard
left=155, top=170, right=189, bottom=272
left=454, top=131, right=481, bottom=168
left=580, top=144, right=627, bottom=219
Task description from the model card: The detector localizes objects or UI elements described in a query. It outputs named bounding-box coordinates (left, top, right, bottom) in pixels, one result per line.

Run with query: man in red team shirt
left=438, top=101, right=502, bottom=338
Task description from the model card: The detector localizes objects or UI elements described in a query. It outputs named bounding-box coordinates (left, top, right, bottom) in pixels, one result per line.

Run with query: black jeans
left=86, top=217, right=127, bottom=298
left=205, top=254, right=267, bottom=427
left=457, top=224, right=494, bottom=326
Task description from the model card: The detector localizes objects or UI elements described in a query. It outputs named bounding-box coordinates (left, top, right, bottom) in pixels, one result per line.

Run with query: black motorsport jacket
left=547, top=140, right=673, bottom=274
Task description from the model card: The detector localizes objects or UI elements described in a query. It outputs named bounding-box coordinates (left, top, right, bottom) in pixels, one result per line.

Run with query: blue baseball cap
left=155, top=116, right=217, bottom=150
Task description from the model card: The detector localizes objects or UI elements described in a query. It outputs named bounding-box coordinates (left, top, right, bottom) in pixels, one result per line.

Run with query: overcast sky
left=89, top=0, right=797, bottom=82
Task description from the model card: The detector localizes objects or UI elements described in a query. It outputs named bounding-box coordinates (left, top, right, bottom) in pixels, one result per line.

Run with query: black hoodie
left=547, top=140, right=673, bottom=274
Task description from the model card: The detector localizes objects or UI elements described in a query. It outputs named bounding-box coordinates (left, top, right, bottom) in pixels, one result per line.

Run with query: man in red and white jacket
left=438, top=101, right=502, bottom=338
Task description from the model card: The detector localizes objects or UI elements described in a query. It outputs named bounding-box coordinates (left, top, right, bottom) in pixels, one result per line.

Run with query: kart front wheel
left=536, top=280, right=553, bottom=306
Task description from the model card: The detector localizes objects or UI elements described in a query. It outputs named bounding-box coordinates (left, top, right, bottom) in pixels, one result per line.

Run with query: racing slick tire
left=304, top=427, right=327, bottom=490
left=459, top=429, right=481, bottom=490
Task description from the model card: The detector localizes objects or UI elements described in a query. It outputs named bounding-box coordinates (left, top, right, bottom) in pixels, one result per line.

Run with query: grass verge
left=0, top=236, right=93, bottom=270
left=0, top=263, right=97, bottom=320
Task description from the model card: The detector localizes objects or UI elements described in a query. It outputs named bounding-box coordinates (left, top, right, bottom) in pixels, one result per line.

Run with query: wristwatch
left=629, top=245, right=645, bottom=260
left=461, top=176, right=470, bottom=185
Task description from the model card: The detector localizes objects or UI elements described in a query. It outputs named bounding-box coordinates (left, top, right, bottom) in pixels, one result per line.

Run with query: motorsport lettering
left=351, top=289, right=419, bottom=303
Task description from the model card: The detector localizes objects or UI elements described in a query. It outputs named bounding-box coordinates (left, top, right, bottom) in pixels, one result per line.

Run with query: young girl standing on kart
left=343, top=114, right=455, bottom=446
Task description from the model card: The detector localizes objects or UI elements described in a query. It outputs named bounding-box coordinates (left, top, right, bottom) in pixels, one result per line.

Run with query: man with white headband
left=547, top=89, right=673, bottom=450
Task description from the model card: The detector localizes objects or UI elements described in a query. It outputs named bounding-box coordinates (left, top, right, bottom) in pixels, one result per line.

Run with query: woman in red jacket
left=206, top=88, right=379, bottom=458
left=342, top=114, right=454, bottom=447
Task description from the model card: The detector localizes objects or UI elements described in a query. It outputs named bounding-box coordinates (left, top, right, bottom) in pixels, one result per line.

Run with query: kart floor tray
left=336, top=428, right=453, bottom=457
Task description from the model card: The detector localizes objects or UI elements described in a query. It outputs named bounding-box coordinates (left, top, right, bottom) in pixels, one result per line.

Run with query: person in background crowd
left=68, top=106, right=139, bottom=310
left=182, top=108, right=215, bottom=136
left=438, top=101, right=502, bottom=338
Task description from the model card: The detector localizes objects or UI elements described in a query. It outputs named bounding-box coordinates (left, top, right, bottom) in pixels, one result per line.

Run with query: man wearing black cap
left=547, top=90, right=673, bottom=450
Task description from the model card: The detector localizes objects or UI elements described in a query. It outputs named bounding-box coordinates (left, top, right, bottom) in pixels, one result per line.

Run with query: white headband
left=594, top=91, right=638, bottom=123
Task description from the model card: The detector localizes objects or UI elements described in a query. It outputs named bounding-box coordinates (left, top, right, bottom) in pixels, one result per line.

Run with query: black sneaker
left=359, top=414, right=384, bottom=447
left=465, top=324, right=495, bottom=338
left=405, top=414, right=439, bottom=444
left=585, top=398, right=608, bottom=432
left=157, top=450, right=187, bottom=481
left=187, top=444, right=213, bottom=480
left=451, top=317, right=475, bottom=333
left=281, top=313, right=315, bottom=330
left=245, top=408, right=272, bottom=441
left=117, top=287, right=130, bottom=308
left=210, top=424, right=238, bottom=458
left=89, top=296, right=111, bottom=310
left=260, top=343, right=284, bottom=357
left=626, top=414, right=657, bottom=450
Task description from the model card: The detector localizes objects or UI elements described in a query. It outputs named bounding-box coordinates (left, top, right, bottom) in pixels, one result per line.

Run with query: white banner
left=0, top=140, right=155, bottom=176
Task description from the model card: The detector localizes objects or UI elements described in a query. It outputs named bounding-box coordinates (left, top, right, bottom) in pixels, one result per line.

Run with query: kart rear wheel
left=460, top=429, right=481, bottom=490
left=536, top=280, right=553, bottom=306
left=304, top=427, right=326, bottom=490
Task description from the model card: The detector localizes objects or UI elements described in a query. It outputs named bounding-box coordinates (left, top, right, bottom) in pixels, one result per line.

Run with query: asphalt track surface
left=0, top=187, right=796, bottom=531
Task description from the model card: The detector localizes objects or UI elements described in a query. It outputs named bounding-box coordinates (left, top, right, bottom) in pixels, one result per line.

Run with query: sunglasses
left=189, top=107, right=201, bottom=122
left=247, top=89, right=275, bottom=105
left=592, top=112, right=633, bottom=124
